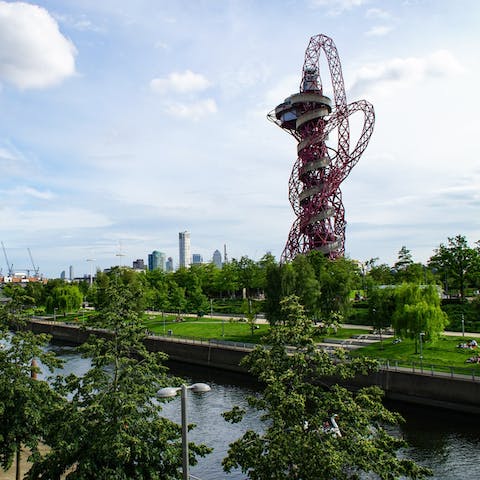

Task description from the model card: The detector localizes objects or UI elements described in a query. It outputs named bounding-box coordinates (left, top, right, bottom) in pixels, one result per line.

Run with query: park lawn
left=143, top=316, right=269, bottom=344
left=350, top=334, right=480, bottom=371
left=143, top=317, right=371, bottom=345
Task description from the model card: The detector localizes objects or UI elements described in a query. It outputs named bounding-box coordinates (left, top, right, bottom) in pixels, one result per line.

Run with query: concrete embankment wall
left=28, top=320, right=249, bottom=373
left=28, top=320, right=480, bottom=414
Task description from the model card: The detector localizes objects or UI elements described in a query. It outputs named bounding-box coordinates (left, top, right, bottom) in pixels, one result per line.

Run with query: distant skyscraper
left=166, top=256, right=174, bottom=272
left=133, top=259, right=145, bottom=270
left=60, top=270, right=66, bottom=280
left=148, top=251, right=165, bottom=271
left=179, top=231, right=191, bottom=269
left=212, top=249, right=222, bottom=268
left=192, top=253, right=203, bottom=265
left=69, top=265, right=74, bottom=281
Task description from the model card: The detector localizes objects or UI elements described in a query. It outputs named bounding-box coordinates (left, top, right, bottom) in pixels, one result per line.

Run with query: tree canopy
left=26, top=279, right=211, bottom=479
left=222, top=295, right=431, bottom=480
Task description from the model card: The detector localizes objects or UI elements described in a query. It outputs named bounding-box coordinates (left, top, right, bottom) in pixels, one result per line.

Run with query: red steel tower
left=269, top=34, right=375, bottom=262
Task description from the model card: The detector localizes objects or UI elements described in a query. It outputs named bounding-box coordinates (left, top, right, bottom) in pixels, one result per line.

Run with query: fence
left=379, top=358, right=480, bottom=382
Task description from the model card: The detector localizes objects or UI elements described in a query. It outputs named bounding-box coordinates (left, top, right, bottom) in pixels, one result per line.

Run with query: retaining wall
left=27, top=320, right=480, bottom=414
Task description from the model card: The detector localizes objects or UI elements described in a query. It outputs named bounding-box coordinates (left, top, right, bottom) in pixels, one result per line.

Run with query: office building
left=166, top=257, right=174, bottom=272
left=69, top=265, right=74, bottom=281
left=179, top=231, right=191, bottom=269
left=148, top=251, right=165, bottom=271
left=133, top=259, right=145, bottom=270
left=212, top=249, right=222, bottom=268
left=192, top=253, right=203, bottom=265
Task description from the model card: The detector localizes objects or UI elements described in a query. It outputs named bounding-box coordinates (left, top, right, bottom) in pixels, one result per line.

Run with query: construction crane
left=28, top=248, right=40, bottom=278
left=1, top=241, right=14, bottom=276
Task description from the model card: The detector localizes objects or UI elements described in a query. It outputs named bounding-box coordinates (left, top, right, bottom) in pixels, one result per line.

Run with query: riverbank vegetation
left=222, top=295, right=432, bottom=479
left=0, top=278, right=210, bottom=479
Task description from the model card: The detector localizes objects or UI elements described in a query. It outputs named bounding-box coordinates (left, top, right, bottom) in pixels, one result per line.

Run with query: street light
left=419, top=332, right=425, bottom=358
left=461, top=313, right=465, bottom=338
left=157, top=383, right=211, bottom=480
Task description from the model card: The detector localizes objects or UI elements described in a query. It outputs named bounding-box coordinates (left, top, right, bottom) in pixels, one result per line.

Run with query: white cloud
left=3, top=186, right=55, bottom=200
left=164, top=98, right=217, bottom=120
left=154, top=41, right=169, bottom=50
left=365, top=25, right=393, bottom=37
left=309, top=0, right=369, bottom=15
left=349, top=50, right=465, bottom=98
left=365, top=8, right=391, bottom=19
left=54, top=12, right=105, bottom=33
left=150, top=70, right=211, bottom=95
left=2, top=207, right=112, bottom=231
left=0, top=141, right=36, bottom=176
left=0, top=1, right=77, bottom=89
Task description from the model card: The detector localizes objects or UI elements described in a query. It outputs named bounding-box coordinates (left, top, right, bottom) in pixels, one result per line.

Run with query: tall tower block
left=268, top=34, right=375, bottom=261
left=179, top=231, right=191, bottom=269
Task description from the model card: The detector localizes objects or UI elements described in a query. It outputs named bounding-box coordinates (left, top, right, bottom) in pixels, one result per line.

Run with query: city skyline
left=1, top=1, right=479, bottom=277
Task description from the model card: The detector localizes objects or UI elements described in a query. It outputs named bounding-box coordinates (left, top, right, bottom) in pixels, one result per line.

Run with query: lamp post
left=157, top=383, right=211, bottom=480
left=53, top=307, right=58, bottom=322
left=461, top=314, right=465, bottom=337
left=419, top=332, right=425, bottom=370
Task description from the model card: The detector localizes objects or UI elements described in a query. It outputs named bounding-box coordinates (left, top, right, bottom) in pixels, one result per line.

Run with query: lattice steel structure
left=268, top=34, right=374, bottom=262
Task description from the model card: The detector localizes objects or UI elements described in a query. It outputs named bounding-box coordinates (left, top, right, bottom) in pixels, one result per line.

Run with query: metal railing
left=379, top=358, right=480, bottom=382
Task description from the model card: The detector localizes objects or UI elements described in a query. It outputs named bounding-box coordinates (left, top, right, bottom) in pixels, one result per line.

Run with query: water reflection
left=388, top=401, right=480, bottom=479
left=36, top=344, right=480, bottom=479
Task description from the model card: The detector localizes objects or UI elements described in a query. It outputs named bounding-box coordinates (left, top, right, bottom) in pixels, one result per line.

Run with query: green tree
left=368, top=286, right=396, bottom=335
left=310, top=254, right=360, bottom=322
left=28, top=280, right=211, bottom=479
left=291, top=255, right=321, bottom=320
left=257, top=252, right=277, bottom=292
left=143, top=269, right=170, bottom=312
left=0, top=296, right=62, bottom=480
left=222, top=295, right=431, bottom=480
left=263, top=262, right=284, bottom=325
left=94, top=267, right=146, bottom=314
left=428, top=234, right=480, bottom=300
left=392, top=284, right=448, bottom=353
left=394, top=246, right=413, bottom=271
left=367, top=263, right=395, bottom=285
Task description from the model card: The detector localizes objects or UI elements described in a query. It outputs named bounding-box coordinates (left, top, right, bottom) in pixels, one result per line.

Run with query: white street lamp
left=157, top=383, right=211, bottom=480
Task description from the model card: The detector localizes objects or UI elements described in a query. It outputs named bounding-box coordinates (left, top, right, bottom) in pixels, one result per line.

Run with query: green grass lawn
left=350, top=334, right=480, bottom=372
left=143, top=315, right=269, bottom=344
left=46, top=312, right=480, bottom=375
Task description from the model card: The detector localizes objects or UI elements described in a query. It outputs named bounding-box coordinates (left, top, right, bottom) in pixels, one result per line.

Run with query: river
left=45, top=344, right=480, bottom=479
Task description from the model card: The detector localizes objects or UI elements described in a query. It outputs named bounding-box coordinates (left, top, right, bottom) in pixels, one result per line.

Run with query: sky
left=1, top=0, right=479, bottom=278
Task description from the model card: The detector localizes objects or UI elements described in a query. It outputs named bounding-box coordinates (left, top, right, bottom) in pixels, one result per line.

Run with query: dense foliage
left=27, top=278, right=210, bottom=479
left=222, top=296, right=432, bottom=479
left=0, top=278, right=210, bottom=479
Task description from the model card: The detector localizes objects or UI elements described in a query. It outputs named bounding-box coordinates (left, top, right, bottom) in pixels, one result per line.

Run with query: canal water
left=45, top=344, right=480, bottom=479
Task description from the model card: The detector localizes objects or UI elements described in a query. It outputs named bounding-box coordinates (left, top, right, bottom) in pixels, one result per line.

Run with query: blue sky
left=1, top=0, right=479, bottom=278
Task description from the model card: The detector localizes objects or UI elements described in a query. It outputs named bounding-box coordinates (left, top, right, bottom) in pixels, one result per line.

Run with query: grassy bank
left=350, top=334, right=480, bottom=371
